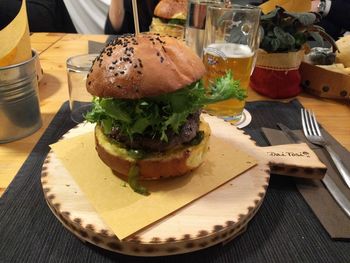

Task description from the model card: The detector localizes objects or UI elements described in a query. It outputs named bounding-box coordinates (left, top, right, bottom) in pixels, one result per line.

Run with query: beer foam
left=205, top=43, right=253, bottom=58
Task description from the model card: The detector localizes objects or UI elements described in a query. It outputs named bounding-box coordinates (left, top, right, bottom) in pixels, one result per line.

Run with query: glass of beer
left=202, top=4, right=261, bottom=122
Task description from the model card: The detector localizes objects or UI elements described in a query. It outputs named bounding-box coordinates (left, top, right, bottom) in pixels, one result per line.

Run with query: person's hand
left=109, top=0, right=125, bottom=32
left=311, top=0, right=321, bottom=13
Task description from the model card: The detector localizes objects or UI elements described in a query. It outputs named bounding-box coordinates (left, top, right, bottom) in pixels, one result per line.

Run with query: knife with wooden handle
left=277, top=123, right=350, bottom=218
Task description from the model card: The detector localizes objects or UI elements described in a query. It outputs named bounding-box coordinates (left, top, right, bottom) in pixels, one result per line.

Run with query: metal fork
left=301, top=108, right=350, bottom=188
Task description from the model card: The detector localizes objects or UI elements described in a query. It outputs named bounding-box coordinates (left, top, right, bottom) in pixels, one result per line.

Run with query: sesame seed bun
left=86, top=33, right=205, bottom=99
left=154, top=0, right=188, bottom=20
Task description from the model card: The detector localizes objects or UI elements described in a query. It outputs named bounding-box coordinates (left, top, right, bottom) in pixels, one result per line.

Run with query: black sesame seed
left=137, top=71, right=142, bottom=74
left=120, top=71, right=125, bottom=74
left=160, top=57, right=164, bottom=63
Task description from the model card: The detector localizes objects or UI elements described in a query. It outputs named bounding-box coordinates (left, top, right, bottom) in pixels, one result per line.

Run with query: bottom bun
left=95, top=118, right=211, bottom=180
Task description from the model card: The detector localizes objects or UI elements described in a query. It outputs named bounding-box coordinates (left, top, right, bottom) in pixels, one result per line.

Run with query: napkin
left=259, top=0, right=311, bottom=14
left=0, top=0, right=32, bottom=66
left=262, top=128, right=350, bottom=239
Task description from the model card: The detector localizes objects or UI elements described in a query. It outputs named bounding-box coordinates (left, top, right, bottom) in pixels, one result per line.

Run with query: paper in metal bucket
left=0, top=50, right=42, bottom=143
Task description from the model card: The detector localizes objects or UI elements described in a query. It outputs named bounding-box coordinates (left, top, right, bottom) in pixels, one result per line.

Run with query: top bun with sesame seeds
left=86, top=33, right=205, bottom=100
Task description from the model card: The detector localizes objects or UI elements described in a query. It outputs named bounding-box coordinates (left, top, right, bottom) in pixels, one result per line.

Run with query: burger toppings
left=128, top=165, right=148, bottom=195
left=85, top=71, right=246, bottom=153
left=152, top=17, right=186, bottom=28
left=108, top=111, right=200, bottom=152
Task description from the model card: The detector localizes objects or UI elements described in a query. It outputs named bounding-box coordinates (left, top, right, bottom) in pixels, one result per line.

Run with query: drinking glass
left=202, top=4, right=261, bottom=122
left=66, top=53, right=98, bottom=123
left=185, top=0, right=224, bottom=57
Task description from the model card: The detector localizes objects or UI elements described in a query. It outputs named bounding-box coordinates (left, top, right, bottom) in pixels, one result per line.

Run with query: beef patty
left=108, top=111, right=201, bottom=152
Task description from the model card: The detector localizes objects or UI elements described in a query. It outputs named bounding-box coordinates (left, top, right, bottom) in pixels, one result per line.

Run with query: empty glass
left=66, top=53, right=98, bottom=123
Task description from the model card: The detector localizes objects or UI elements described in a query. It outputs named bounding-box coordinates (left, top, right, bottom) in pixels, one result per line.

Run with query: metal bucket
left=0, top=50, right=42, bottom=143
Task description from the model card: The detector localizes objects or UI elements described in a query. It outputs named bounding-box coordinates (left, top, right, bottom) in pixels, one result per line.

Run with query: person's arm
left=108, top=0, right=125, bottom=32
left=105, top=0, right=158, bottom=34
left=311, top=0, right=332, bottom=17
left=327, top=0, right=350, bottom=30
left=311, top=0, right=350, bottom=31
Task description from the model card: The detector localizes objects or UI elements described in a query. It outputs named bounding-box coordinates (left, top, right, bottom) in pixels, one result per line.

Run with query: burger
left=149, top=0, right=187, bottom=38
left=85, top=33, right=246, bottom=195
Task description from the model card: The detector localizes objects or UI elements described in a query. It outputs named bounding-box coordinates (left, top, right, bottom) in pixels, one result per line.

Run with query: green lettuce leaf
left=85, top=71, right=246, bottom=142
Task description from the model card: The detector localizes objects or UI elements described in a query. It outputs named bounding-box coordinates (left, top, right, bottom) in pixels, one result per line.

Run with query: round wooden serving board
left=41, top=115, right=325, bottom=256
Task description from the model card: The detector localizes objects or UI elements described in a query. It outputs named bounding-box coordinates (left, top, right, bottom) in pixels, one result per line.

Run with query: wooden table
left=1, top=33, right=349, bottom=196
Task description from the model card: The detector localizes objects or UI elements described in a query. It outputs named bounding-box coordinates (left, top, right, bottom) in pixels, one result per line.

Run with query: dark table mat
left=1, top=99, right=350, bottom=263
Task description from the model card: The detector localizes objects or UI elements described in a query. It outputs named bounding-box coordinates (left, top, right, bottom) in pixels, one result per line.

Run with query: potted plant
left=250, top=6, right=335, bottom=99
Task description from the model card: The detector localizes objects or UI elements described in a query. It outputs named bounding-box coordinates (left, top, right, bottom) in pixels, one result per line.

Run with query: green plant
left=259, top=7, right=335, bottom=53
